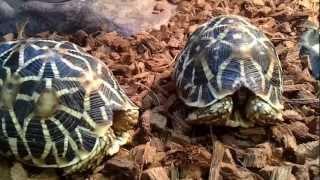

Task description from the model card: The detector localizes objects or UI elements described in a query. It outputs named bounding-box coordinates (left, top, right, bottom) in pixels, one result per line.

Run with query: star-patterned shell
left=300, top=24, right=320, bottom=80
left=174, top=15, right=283, bottom=110
left=0, top=38, right=138, bottom=171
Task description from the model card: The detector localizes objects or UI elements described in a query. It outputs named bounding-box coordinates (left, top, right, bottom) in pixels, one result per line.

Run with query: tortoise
left=299, top=22, right=320, bottom=97
left=174, top=15, right=283, bottom=127
left=0, top=38, right=139, bottom=173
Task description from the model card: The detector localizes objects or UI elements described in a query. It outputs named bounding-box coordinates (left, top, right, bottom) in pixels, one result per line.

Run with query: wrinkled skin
left=187, top=95, right=283, bottom=128
left=0, top=0, right=176, bottom=37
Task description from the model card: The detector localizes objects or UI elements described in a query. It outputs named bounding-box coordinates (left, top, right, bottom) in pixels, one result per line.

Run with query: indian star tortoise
left=174, top=15, right=284, bottom=128
left=299, top=22, right=320, bottom=97
left=0, top=38, right=139, bottom=173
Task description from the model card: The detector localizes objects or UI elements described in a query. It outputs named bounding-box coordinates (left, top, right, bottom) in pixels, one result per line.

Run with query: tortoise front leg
left=246, top=96, right=283, bottom=126
left=112, top=109, right=139, bottom=134
left=108, top=109, right=139, bottom=155
left=186, top=96, right=233, bottom=126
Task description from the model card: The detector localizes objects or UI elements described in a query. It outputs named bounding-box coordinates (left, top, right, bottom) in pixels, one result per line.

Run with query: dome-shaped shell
left=0, top=38, right=137, bottom=169
left=299, top=24, right=320, bottom=80
left=174, top=15, right=283, bottom=110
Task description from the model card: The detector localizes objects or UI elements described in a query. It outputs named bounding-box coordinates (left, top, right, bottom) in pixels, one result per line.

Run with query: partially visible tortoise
left=299, top=22, right=320, bottom=97
left=174, top=15, right=283, bottom=127
left=0, top=0, right=176, bottom=37
left=0, top=38, right=139, bottom=173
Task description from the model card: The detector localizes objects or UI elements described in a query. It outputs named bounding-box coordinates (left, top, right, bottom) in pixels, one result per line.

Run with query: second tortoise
left=174, top=15, right=283, bottom=127
left=299, top=22, right=320, bottom=97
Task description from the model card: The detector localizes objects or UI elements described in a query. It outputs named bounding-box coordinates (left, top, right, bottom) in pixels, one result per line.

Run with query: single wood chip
left=223, top=148, right=236, bottom=165
left=180, top=165, right=203, bottom=180
left=295, top=140, right=319, bottom=163
left=270, top=166, right=294, bottom=180
left=260, top=166, right=294, bottom=180
left=291, top=164, right=310, bottom=180
left=288, top=122, right=319, bottom=142
left=141, top=167, right=170, bottom=180
left=130, top=143, right=157, bottom=166
left=242, top=143, right=272, bottom=168
left=209, top=140, right=225, bottom=180
left=252, top=0, right=265, bottom=6
left=105, top=155, right=135, bottom=174
left=221, top=162, right=264, bottom=180
left=149, top=110, right=168, bottom=130
left=283, top=83, right=315, bottom=93
left=283, top=110, right=304, bottom=121
left=272, top=125, right=298, bottom=151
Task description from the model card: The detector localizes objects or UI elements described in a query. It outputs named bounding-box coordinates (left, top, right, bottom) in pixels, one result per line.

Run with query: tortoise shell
left=299, top=23, right=320, bottom=80
left=0, top=38, right=138, bottom=173
left=174, top=15, right=283, bottom=110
